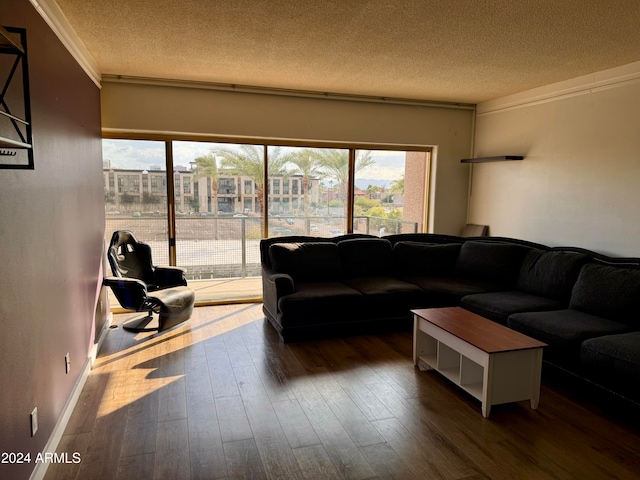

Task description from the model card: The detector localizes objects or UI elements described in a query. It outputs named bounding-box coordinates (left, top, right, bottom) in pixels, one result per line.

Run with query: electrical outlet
left=65, top=352, right=71, bottom=374
left=30, top=407, right=38, bottom=436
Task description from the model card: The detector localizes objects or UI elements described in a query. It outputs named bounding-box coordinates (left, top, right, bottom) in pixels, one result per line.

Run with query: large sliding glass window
left=103, top=137, right=430, bottom=305
left=103, top=139, right=169, bottom=264
left=353, top=149, right=430, bottom=235
left=174, top=141, right=264, bottom=302
left=267, top=146, right=349, bottom=238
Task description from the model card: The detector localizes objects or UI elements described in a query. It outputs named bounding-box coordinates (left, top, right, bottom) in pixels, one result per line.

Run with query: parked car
left=271, top=227, right=292, bottom=236
left=310, top=224, right=320, bottom=232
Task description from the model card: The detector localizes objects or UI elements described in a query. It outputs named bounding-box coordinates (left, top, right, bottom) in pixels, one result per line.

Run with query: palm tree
left=212, top=145, right=290, bottom=213
left=390, top=175, right=404, bottom=194
left=309, top=149, right=374, bottom=202
left=286, top=149, right=324, bottom=216
left=193, top=153, right=220, bottom=214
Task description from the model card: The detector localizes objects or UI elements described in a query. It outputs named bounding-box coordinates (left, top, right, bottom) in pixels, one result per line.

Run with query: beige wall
left=468, top=62, right=640, bottom=256
left=0, top=2, right=104, bottom=478
left=101, top=81, right=474, bottom=235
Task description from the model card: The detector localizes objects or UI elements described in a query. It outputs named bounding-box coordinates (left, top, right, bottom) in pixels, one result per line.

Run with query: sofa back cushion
left=260, top=235, right=323, bottom=267
left=570, top=263, right=640, bottom=323
left=394, top=241, right=461, bottom=277
left=454, top=241, right=530, bottom=285
left=338, top=238, right=394, bottom=277
left=516, top=250, right=590, bottom=300
left=269, top=242, right=342, bottom=281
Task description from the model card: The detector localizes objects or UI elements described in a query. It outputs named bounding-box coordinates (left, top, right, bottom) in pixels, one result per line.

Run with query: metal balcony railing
left=105, top=215, right=419, bottom=280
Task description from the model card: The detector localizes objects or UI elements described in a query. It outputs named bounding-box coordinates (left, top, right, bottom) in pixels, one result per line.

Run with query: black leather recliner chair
left=103, top=230, right=195, bottom=332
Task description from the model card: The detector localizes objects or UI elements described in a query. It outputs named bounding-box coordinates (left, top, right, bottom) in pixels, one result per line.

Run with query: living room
left=2, top=1, right=640, bottom=479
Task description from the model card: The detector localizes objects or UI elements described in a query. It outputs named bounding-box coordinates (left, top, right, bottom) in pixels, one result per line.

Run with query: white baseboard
left=29, top=312, right=113, bottom=480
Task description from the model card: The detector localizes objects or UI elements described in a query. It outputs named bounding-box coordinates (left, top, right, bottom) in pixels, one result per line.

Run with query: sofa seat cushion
left=460, top=291, right=566, bottom=325
left=402, top=276, right=506, bottom=306
left=277, top=281, right=364, bottom=327
left=570, top=263, right=640, bottom=324
left=344, top=276, right=422, bottom=296
left=344, top=276, right=425, bottom=315
left=269, top=242, right=342, bottom=282
left=516, top=250, right=589, bottom=300
left=581, top=332, right=640, bottom=383
left=508, top=310, right=632, bottom=362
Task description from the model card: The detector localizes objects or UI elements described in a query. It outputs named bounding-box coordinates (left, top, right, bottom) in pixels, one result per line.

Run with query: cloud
left=102, top=139, right=165, bottom=169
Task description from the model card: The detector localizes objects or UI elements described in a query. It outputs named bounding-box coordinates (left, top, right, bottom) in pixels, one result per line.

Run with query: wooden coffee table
left=412, top=307, right=547, bottom=417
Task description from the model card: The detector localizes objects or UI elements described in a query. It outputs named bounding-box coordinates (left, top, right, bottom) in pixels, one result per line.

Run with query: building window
left=218, top=178, right=234, bottom=194
left=244, top=180, right=252, bottom=194
left=151, top=175, right=166, bottom=194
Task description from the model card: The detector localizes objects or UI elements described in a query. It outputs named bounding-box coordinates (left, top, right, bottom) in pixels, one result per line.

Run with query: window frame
left=103, top=132, right=432, bottom=254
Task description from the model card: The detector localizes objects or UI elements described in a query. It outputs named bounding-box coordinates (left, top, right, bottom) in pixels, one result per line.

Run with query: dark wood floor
left=44, top=304, right=640, bottom=480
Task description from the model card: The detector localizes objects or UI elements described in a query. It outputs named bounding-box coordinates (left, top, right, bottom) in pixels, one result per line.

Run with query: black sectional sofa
left=260, top=233, right=640, bottom=406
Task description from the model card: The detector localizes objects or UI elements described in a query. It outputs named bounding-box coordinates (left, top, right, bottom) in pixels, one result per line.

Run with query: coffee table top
left=412, top=307, right=547, bottom=353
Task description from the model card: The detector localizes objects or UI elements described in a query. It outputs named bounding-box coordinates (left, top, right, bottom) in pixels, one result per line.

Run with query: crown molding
left=101, top=75, right=476, bottom=110
left=29, top=0, right=101, bottom=88
left=477, top=60, right=640, bottom=116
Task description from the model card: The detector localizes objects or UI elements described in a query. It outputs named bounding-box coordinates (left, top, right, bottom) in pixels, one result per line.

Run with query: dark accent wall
left=0, top=2, right=104, bottom=479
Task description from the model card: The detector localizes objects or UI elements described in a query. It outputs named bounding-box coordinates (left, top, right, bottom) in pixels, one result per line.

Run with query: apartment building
left=103, top=165, right=320, bottom=215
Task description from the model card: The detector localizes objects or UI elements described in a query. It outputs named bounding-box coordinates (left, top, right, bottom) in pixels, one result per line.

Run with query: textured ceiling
left=55, top=0, right=640, bottom=103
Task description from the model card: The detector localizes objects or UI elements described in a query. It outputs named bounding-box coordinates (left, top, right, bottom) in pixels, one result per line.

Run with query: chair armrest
left=261, top=268, right=294, bottom=319
left=103, top=276, right=148, bottom=310
left=154, top=266, right=187, bottom=287
left=268, top=273, right=295, bottom=297
left=261, top=264, right=295, bottom=296
left=103, top=276, right=147, bottom=290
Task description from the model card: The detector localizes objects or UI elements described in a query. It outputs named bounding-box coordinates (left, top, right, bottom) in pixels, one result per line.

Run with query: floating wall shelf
left=461, top=156, right=524, bottom=164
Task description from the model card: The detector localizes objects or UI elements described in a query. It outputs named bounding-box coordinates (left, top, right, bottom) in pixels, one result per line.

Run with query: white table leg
left=482, top=355, right=494, bottom=418
left=412, top=315, right=419, bottom=366
left=530, top=348, right=543, bottom=409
